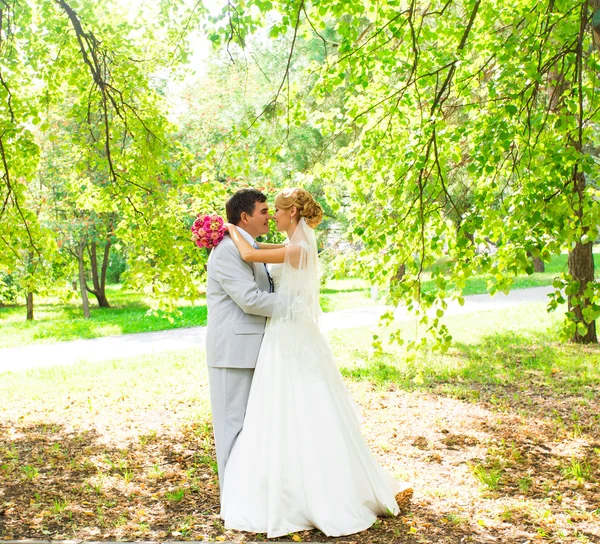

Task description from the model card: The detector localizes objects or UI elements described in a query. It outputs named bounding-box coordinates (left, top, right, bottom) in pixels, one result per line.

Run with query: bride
left=221, top=188, right=408, bottom=538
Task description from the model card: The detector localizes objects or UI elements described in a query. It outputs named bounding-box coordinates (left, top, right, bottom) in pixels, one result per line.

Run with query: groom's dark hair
left=226, top=188, right=267, bottom=225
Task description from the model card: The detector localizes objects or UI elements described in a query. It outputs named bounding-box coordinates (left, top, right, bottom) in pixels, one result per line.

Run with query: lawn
left=0, top=285, right=208, bottom=349
left=1, top=251, right=599, bottom=349
left=0, top=303, right=598, bottom=543
left=320, top=277, right=376, bottom=312
left=421, top=252, right=600, bottom=296
left=0, top=280, right=374, bottom=349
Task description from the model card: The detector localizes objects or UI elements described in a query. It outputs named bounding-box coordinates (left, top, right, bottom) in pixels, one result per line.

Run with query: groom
left=205, top=188, right=277, bottom=494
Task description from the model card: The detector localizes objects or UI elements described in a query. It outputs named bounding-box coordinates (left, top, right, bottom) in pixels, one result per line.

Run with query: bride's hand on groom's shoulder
left=224, top=222, right=236, bottom=233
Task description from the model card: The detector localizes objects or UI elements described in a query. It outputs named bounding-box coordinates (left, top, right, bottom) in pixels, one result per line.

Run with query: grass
left=1, top=279, right=375, bottom=349
left=331, top=307, right=600, bottom=452
left=322, top=252, right=600, bottom=316
left=470, top=462, right=503, bottom=491
left=165, top=488, right=187, bottom=502
left=421, top=252, right=600, bottom=296
left=2, top=251, right=599, bottom=350
left=331, top=302, right=573, bottom=390
left=331, top=252, right=600, bottom=305
left=0, top=284, right=208, bottom=349
left=319, top=277, right=374, bottom=312
left=563, top=457, right=593, bottom=484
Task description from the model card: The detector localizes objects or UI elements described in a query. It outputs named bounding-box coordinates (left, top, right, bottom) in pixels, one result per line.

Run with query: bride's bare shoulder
left=286, top=241, right=314, bottom=269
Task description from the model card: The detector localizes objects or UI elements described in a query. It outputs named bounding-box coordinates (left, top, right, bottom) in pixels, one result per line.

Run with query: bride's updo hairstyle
left=275, top=188, right=323, bottom=228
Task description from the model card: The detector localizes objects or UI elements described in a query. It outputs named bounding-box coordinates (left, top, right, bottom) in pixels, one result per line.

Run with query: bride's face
left=273, top=206, right=294, bottom=232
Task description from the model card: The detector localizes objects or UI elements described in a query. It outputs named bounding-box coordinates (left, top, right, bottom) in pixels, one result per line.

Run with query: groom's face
left=242, top=201, right=270, bottom=239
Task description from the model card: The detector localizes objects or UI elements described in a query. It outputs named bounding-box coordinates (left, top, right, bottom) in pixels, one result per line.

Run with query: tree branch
left=430, top=0, right=481, bottom=114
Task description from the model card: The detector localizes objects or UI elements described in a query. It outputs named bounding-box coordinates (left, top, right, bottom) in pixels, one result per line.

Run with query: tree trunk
left=100, top=240, right=110, bottom=294
left=568, top=171, right=597, bottom=343
left=564, top=5, right=597, bottom=344
left=527, top=252, right=545, bottom=273
left=568, top=240, right=596, bottom=343
left=393, top=263, right=406, bottom=283
left=26, top=291, right=34, bottom=320
left=77, top=242, right=91, bottom=319
left=533, top=257, right=545, bottom=273
left=87, top=240, right=111, bottom=308
left=592, top=0, right=600, bottom=52
left=555, top=5, right=597, bottom=343
left=25, top=250, right=35, bottom=320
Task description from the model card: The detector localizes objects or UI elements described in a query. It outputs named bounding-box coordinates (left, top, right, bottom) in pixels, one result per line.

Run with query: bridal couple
left=205, top=187, right=410, bottom=539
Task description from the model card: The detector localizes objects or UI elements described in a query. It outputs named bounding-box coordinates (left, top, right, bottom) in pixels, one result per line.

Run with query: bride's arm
left=256, top=242, right=286, bottom=249
left=225, top=224, right=289, bottom=264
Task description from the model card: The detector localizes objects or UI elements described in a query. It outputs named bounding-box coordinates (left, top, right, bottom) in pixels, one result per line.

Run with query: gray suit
left=205, top=230, right=276, bottom=492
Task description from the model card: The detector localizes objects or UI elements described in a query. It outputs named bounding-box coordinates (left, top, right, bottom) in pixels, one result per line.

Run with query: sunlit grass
left=324, top=252, right=600, bottom=312
left=7, top=302, right=595, bottom=418
left=421, top=252, right=600, bottom=296
left=320, top=277, right=374, bottom=312
left=0, top=284, right=207, bottom=349
left=0, top=347, right=211, bottom=425
left=330, top=302, right=600, bottom=398
left=3, top=250, right=600, bottom=350
left=1, top=280, right=374, bottom=348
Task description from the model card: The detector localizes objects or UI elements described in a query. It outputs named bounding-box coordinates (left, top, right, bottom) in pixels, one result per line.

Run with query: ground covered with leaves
left=0, top=305, right=599, bottom=543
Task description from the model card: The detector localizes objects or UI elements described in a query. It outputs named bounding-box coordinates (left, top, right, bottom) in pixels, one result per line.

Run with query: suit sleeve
left=215, top=242, right=277, bottom=317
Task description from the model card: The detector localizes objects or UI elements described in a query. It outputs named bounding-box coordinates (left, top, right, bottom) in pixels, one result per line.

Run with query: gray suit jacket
left=206, top=234, right=277, bottom=368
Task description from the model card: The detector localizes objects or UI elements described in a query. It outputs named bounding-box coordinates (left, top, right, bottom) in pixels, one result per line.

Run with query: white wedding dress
left=220, top=219, right=402, bottom=538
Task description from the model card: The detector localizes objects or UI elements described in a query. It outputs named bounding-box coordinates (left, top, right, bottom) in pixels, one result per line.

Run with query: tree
left=208, top=0, right=600, bottom=346
left=1, top=0, right=223, bottom=315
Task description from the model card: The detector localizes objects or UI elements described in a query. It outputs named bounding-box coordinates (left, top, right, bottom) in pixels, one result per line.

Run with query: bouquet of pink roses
left=191, top=213, right=227, bottom=249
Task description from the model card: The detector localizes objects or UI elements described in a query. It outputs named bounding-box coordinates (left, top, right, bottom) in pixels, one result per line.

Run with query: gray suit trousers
left=207, top=366, right=254, bottom=494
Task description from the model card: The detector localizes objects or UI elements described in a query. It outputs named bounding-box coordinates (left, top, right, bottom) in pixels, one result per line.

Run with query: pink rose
left=191, top=213, right=227, bottom=249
